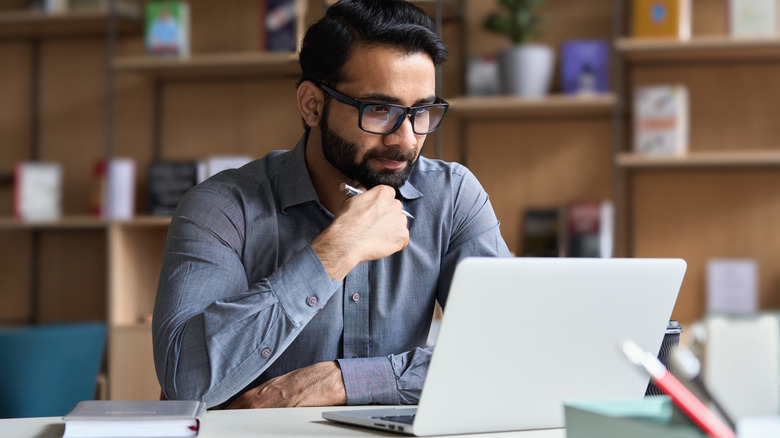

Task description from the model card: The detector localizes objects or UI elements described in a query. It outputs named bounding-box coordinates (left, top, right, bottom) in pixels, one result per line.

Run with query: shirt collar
left=276, top=131, right=424, bottom=212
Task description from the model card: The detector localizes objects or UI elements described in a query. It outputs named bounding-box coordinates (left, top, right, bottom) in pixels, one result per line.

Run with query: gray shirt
left=152, top=134, right=510, bottom=408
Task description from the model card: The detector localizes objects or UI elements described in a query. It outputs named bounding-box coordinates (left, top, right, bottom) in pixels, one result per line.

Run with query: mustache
left=363, top=148, right=418, bottom=163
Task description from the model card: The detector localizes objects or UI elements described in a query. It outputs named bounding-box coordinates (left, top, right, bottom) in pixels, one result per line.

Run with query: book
left=13, top=161, right=63, bottom=221
left=633, top=84, right=689, bottom=156
left=264, top=0, right=308, bottom=52
left=63, top=400, right=206, bottom=438
left=27, top=0, right=68, bottom=13
left=631, top=0, right=691, bottom=39
left=728, top=0, right=778, bottom=37
left=196, top=155, right=252, bottom=184
left=560, top=39, right=610, bottom=95
left=706, top=258, right=759, bottom=314
left=148, top=161, right=198, bottom=216
left=92, top=158, right=136, bottom=220
left=145, top=1, right=190, bottom=58
left=520, top=208, right=564, bottom=257
left=565, top=201, right=613, bottom=258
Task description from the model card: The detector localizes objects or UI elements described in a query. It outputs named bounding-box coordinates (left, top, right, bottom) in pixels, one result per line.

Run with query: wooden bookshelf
left=617, top=151, right=780, bottom=168
left=0, top=8, right=140, bottom=38
left=615, top=36, right=780, bottom=61
left=325, top=0, right=462, bottom=22
left=448, top=94, right=617, bottom=118
left=112, top=52, right=301, bottom=78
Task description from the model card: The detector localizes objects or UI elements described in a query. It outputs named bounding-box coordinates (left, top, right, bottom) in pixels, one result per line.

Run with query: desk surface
left=1, top=405, right=567, bottom=438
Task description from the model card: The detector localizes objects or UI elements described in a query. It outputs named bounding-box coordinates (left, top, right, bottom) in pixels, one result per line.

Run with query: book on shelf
left=728, top=0, right=778, bottom=37
left=92, top=157, right=136, bottom=220
left=145, top=1, right=190, bottom=58
left=633, top=84, right=689, bottom=156
left=70, top=0, right=142, bottom=17
left=520, top=207, right=564, bottom=257
left=564, top=200, right=613, bottom=258
left=148, top=161, right=198, bottom=216
left=560, top=39, right=610, bottom=95
left=13, top=161, right=63, bottom=221
left=63, top=400, right=206, bottom=438
left=264, top=0, right=308, bottom=52
left=26, top=0, right=68, bottom=13
left=631, top=0, right=691, bottom=39
left=197, top=155, right=253, bottom=184
left=706, top=258, right=759, bottom=314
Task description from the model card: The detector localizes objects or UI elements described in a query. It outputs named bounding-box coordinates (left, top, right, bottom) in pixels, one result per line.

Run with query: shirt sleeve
left=152, top=186, right=342, bottom=408
left=337, top=166, right=510, bottom=406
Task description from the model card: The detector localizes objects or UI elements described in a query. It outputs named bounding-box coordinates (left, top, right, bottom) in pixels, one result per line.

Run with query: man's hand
left=312, top=184, right=410, bottom=280
left=225, top=361, right=347, bottom=409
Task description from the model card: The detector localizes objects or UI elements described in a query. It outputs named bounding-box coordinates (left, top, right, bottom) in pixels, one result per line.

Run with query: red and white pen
left=621, top=340, right=735, bottom=438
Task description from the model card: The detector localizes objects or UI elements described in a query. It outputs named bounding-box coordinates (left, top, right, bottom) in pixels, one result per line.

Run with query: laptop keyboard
left=373, top=414, right=416, bottom=424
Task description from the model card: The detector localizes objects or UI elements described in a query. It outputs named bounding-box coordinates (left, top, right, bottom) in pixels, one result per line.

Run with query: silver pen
left=339, top=182, right=414, bottom=219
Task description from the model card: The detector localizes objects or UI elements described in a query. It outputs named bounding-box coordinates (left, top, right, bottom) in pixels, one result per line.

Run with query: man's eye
left=367, top=105, right=391, bottom=114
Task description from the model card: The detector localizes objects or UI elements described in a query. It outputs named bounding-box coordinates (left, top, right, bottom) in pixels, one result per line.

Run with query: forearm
left=154, top=245, right=342, bottom=408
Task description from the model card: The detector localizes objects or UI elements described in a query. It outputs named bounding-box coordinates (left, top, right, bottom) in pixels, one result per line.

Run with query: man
left=152, top=0, right=510, bottom=410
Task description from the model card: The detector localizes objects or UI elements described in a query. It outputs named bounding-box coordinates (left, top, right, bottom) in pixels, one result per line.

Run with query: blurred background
left=0, top=0, right=778, bottom=415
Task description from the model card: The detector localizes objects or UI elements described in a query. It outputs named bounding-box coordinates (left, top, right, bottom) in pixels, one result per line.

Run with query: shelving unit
left=615, top=28, right=780, bottom=324
left=0, top=8, right=140, bottom=38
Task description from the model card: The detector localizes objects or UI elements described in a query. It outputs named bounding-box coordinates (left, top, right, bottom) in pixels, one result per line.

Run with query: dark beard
left=320, top=104, right=418, bottom=189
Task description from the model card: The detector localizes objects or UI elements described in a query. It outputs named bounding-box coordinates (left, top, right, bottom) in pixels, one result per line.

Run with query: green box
left=565, top=397, right=708, bottom=438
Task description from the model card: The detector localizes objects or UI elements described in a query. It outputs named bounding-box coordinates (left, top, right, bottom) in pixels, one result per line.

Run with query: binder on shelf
left=13, top=161, right=63, bottom=222
left=148, top=161, right=198, bottom=216
left=633, top=84, right=689, bottom=156
left=145, top=1, right=190, bottom=58
left=63, top=400, right=206, bottom=438
left=93, top=157, right=136, bottom=220
left=27, top=0, right=68, bottom=13
left=631, top=0, right=691, bottom=40
left=560, top=39, right=610, bottom=95
left=727, top=0, right=778, bottom=38
left=197, top=155, right=253, bottom=184
left=264, top=0, right=308, bottom=52
left=565, top=200, right=613, bottom=258
left=520, top=207, right=564, bottom=257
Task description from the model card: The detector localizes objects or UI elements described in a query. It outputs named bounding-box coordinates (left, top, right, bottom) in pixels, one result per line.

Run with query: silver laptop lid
left=412, top=257, right=686, bottom=436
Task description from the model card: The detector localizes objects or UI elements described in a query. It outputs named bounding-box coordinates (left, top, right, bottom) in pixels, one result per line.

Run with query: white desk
left=1, top=406, right=566, bottom=438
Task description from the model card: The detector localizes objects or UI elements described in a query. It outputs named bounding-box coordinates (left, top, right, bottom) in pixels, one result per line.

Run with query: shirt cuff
left=337, top=356, right=399, bottom=405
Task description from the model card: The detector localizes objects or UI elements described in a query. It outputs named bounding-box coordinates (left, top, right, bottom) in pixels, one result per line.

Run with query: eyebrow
left=357, top=92, right=438, bottom=106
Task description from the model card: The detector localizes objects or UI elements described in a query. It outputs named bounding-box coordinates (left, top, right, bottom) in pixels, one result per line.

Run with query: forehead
left=338, top=44, right=436, bottom=101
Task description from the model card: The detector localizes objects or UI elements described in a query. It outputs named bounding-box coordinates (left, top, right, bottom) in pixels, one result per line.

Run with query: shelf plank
left=616, top=150, right=780, bottom=168
left=0, top=8, right=140, bottom=38
left=0, top=215, right=107, bottom=230
left=112, top=216, right=172, bottom=227
left=616, top=36, right=780, bottom=61
left=447, top=94, right=617, bottom=118
left=112, top=52, right=301, bottom=78
left=325, top=0, right=462, bottom=21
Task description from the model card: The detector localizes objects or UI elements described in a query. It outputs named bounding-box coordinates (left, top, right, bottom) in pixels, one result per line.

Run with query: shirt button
left=307, top=296, right=318, bottom=307
left=261, top=348, right=271, bottom=358
left=351, top=292, right=361, bottom=302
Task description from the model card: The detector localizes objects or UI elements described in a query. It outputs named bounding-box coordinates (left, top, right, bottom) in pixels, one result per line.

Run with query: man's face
left=319, top=45, right=437, bottom=189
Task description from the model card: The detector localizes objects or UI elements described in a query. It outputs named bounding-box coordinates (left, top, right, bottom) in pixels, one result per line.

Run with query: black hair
left=299, top=0, right=448, bottom=88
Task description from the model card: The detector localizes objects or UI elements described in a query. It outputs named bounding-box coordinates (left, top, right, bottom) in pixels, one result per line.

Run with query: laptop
left=323, top=257, right=686, bottom=436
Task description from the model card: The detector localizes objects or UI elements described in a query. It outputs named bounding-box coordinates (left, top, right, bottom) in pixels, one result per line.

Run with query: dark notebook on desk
left=323, top=257, right=686, bottom=436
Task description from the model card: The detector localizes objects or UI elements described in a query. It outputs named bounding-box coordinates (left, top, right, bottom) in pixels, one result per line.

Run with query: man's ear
left=297, top=81, right=325, bottom=128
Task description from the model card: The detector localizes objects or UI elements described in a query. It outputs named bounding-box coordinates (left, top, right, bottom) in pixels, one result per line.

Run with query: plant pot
left=499, top=44, right=555, bottom=97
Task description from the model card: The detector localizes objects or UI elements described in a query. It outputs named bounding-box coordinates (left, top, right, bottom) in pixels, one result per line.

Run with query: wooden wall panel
left=632, top=169, right=780, bottom=323
left=464, top=116, right=613, bottom=254
left=109, top=326, right=159, bottom=401
left=0, top=42, right=32, bottom=216
left=37, top=231, right=106, bottom=323
left=0, top=232, right=32, bottom=323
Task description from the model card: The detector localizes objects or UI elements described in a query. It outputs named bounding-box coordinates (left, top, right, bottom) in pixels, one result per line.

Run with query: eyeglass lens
left=362, top=104, right=446, bottom=135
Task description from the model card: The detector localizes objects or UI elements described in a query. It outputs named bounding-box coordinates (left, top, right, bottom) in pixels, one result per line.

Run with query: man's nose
left=385, top=115, right=418, bottom=151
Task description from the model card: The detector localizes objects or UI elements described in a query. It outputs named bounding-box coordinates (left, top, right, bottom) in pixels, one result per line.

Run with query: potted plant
left=484, top=0, right=554, bottom=97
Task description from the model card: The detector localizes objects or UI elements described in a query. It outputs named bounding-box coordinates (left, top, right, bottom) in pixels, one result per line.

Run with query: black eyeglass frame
left=316, top=83, right=449, bottom=135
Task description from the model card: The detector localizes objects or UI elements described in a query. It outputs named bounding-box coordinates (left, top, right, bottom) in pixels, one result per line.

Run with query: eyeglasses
left=317, top=83, right=449, bottom=135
